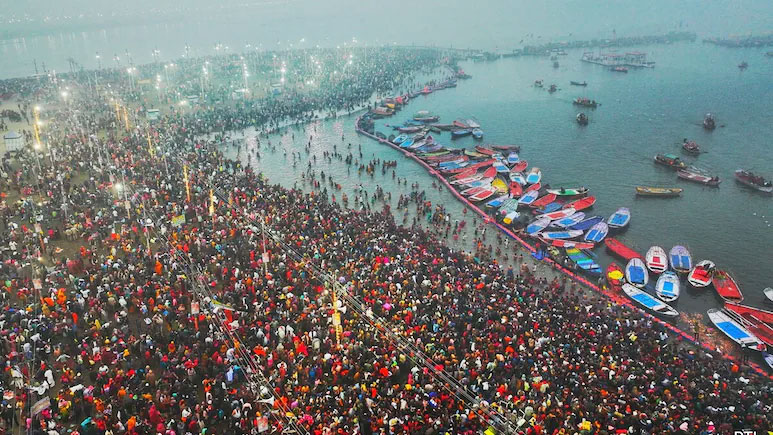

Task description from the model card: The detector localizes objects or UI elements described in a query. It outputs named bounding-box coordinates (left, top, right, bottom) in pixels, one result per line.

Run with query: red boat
left=531, top=193, right=557, bottom=208
left=509, top=182, right=523, bottom=198
left=724, top=302, right=773, bottom=346
left=450, top=168, right=477, bottom=180
left=606, top=263, right=625, bottom=290
left=539, top=238, right=595, bottom=250
left=511, top=160, right=528, bottom=173
left=482, top=166, right=497, bottom=178
left=677, top=169, right=720, bottom=187
left=563, top=195, right=596, bottom=211
left=604, top=238, right=643, bottom=261
left=443, top=159, right=495, bottom=174
left=453, top=120, right=470, bottom=129
left=474, top=145, right=495, bottom=156
left=525, top=182, right=541, bottom=193
left=682, top=140, right=701, bottom=155
left=712, top=270, right=744, bottom=303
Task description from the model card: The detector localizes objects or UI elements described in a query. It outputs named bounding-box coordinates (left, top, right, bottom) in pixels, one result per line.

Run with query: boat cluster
left=604, top=237, right=773, bottom=360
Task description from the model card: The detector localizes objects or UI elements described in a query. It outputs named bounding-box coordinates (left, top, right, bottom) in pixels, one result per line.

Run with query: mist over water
left=2, top=0, right=772, bottom=78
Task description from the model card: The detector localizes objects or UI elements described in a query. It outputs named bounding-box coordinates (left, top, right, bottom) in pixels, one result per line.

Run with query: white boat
left=669, top=245, right=692, bottom=274
left=464, top=178, right=494, bottom=188
left=509, top=172, right=526, bottom=185
left=764, top=287, right=773, bottom=304
left=625, top=258, right=649, bottom=288
left=506, top=152, right=519, bottom=165
left=707, top=309, right=767, bottom=351
left=526, top=167, right=542, bottom=184
left=485, top=194, right=510, bottom=208
left=764, top=352, right=773, bottom=370
left=526, top=217, right=551, bottom=235
left=503, top=211, right=520, bottom=224
left=450, top=175, right=482, bottom=185
left=493, top=161, right=509, bottom=173
left=584, top=221, right=609, bottom=243
left=645, top=246, right=668, bottom=274
left=537, top=230, right=584, bottom=240
left=622, top=283, right=679, bottom=317
left=517, top=190, right=540, bottom=206
left=550, top=212, right=586, bottom=228
left=607, top=207, right=631, bottom=229
left=687, top=260, right=715, bottom=288
left=655, top=271, right=680, bottom=302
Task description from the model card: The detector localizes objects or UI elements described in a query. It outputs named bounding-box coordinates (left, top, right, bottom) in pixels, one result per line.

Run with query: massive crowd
left=0, top=46, right=770, bottom=435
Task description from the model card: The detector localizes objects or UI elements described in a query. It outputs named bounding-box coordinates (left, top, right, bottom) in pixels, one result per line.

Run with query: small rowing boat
left=724, top=302, right=773, bottom=328
left=570, top=81, right=587, bottom=87
left=449, top=175, right=482, bottom=186
left=687, top=260, right=715, bottom=288
left=525, top=182, right=541, bottom=193
left=677, top=169, right=720, bottom=187
left=607, top=207, right=631, bottom=229
left=530, top=193, right=557, bottom=208
left=734, top=169, right=773, bottom=194
left=562, top=195, right=596, bottom=212
left=625, top=258, right=649, bottom=288
left=491, top=177, right=509, bottom=193
left=550, top=212, right=586, bottom=228
left=474, top=145, right=495, bottom=156
left=604, top=238, right=643, bottom=261
left=485, top=194, right=510, bottom=208
left=712, top=270, right=744, bottom=303
left=526, top=217, right=552, bottom=234
left=472, top=129, right=484, bottom=140
left=464, top=149, right=487, bottom=158
left=722, top=303, right=773, bottom=348
left=509, top=172, right=526, bottom=185
left=510, top=160, right=528, bottom=173
left=517, top=189, right=540, bottom=206
left=547, top=187, right=588, bottom=196
left=656, top=271, right=680, bottom=302
left=669, top=245, right=692, bottom=274
left=707, top=308, right=766, bottom=351
left=635, top=186, right=683, bottom=197
left=645, top=246, right=668, bottom=274
left=526, top=168, right=542, bottom=184
left=536, top=207, right=576, bottom=221
left=622, top=283, right=679, bottom=317
left=682, top=140, right=701, bottom=155
left=469, top=188, right=496, bottom=202
left=506, top=152, right=519, bottom=165
left=460, top=186, right=485, bottom=196
left=584, top=221, right=609, bottom=243
left=451, top=129, right=472, bottom=138
left=565, top=247, right=602, bottom=276
left=654, top=153, right=687, bottom=170
left=537, top=230, right=584, bottom=240
left=569, top=215, right=604, bottom=231
left=539, top=238, right=594, bottom=249
left=765, top=287, right=773, bottom=304
left=492, top=161, right=509, bottom=173
left=607, top=263, right=625, bottom=290
left=509, top=182, right=523, bottom=198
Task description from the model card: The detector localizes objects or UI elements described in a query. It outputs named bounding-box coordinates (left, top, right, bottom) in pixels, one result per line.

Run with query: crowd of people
left=0, top=46, right=770, bottom=435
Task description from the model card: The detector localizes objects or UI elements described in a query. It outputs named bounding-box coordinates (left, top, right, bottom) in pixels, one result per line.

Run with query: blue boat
left=608, top=207, right=631, bottom=229
left=451, top=129, right=472, bottom=138
left=472, top=129, right=484, bottom=139
left=622, top=284, right=679, bottom=317
left=506, top=152, right=519, bottom=165
left=565, top=247, right=602, bottom=276
left=392, top=134, right=408, bottom=144
left=625, top=258, right=649, bottom=288
left=437, top=158, right=467, bottom=168
left=669, top=245, right=692, bottom=274
left=518, top=190, right=540, bottom=205
left=403, top=120, right=424, bottom=127
left=550, top=212, right=586, bottom=228
left=399, top=138, right=415, bottom=149
left=707, top=309, right=766, bottom=350
left=485, top=194, right=510, bottom=208
left=538, top=202, right=562, bottom=213
left=493, top=161, right=509, bottom=173
left=569, top=215, right=604, bottom=231
left=439, top=162, right=468, bottom=170
left=526, top=217, right=551, bottom=234
left=416, top=144, right=444, bottom=153
left=584, top=221, right=609, bottom=243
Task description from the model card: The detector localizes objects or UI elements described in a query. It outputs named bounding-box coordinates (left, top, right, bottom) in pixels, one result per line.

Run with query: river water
left=226, top=41, right=772, bottom=316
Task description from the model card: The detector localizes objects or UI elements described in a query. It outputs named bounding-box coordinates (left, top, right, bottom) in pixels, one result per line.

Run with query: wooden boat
left=607, top=263, right=625, bottom=290
left=517, top=190, right=540, bottom=206
left=645, top=246, right=668, bottom=274
left=502, top=211, right=520, bottom=225
left=491, top=144, right=521, bottom=152
left=525, top=182, right=541, bottom=193
left=656, top=271, right=681, bottom=302
left=451, top=129, right=472, bottom=138
left=453, top=120, right=470, bottom=129
left=682, top=140, right=701, bottom=155
left=724, top=302, right=773, bottom=327
left=506, top=152, right=519, bottom=165
left=550, top=212, right=586, bottom=228
left=707, top=309, right=766, bottom=351
left=565, top=247, right=602, bottom=276
left=481, top=166, right=498, bottom=179
left=576, top=113, right=588, bottom=125
left=723, top=304, right=773, bottom=348
left=734, top=169, right=773, bottom=194
left=712, top=270, right=744, bottom=303
left=635, top=186, right=683, bottom=197
left=538, top=203, right=562, bottom=214
left=509, top=182, right=523, bottom=198
left=450, top=168, right=478, bottom=180
left=498, top=199, right=520, bottom=215
left=450, top=175, right=482, bottom=186
left=399, top=138, right=415, bottom=149
left=536, top=207, right=576, bottom=221
left=485, top=194, right=510, bottom=208
left=604, top=238, right=643, bottom=261
left=584, top=222, right=609, bottom=243
left=537, top=230, right=584, bottom=240
left=464, top=178, right=494, bottom=188
left=431, top=123, right=456, bottom=131
left=607, top=207, right=631, bottom=229
left=654, top=153, right=687, bottom=170
left=687, top=260, right=715, bottom=288
left=466, top=119, right=481, bottom=128
left=470, top=188, right=497, bottom=202
left=669, top=245, right=692, bottom=274
left=562, top=195, right=596, bottom=212
left=622, top=283, right=679, bottom=317
left=539, top=238, right=594, bottom=249
left=472, top=129, right=484, bottom=140
left=573, top=97, right=598, bottom=108
left=547, top=187, right=589, bottom=197
left=492, top=161, right=509, bottom=173
left=460, top=186, right=485, bottom=196
left=392, top=134, right=409, bottom=144
left=510, top=160, right=528, bottom=173
left=677, top=169, right=720, bottom=187
left=464, top=149, right=487, bottom=158
left=436, top=157, right=468, bottom=168
left=570, top=81, right=588, bottom=86
left=398, top=126, right=424, bottom=133
left=765, top=287, right=773, bottom=303
left=531, top=193, right=557, bottom=208
left=703, top=113, right=715, bottom=131
left=509, top=172, right=526, bottom=185
left=491, top=178, right=509, bottom=193
left=612, top=66, right=628, bottom=73
left=443, top=159, right=495, bottom=174
left=569, top=215, right=604, bottom=231
left=474, top=146, right=495, bottom=156
left=525, top=217, right=551, bottom=234
left=625, top=258, right=649, bottom=288
left=526, top=168, right=542, bottom=184
left=413, top=111, right=439, bottom=122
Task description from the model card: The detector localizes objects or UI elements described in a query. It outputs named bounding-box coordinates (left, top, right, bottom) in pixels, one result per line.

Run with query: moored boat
left=509, top=172, right=526, bottom=185
left=607, top=207, right=631, bottom=229
left=460, top=186, right=485, bottom=196
left=550, top=212, right=586, bottom=228
left=509, top=182, right=523, bottom=198
left=502, top=210, right=520, bottom=225
left=491, top=177, right=509, bottom=193
left=506, top=152, right=519, bottom=165
left=472, top=129, right=484, bottom=140
left=392, top=134, right=408, bottom=144
left=485, top=194, right=510, bottom=208
left=573, top=97, right=598, bottom=108
left=607, top=263, right=625, bottom=290
left=682, top=140, right=701, bottom=155
left=734, top=169, right=773, bottom=193
left=656, top=271, right=681, bottom=302
left=510, top=160, right=528, bottom=173
left=474, top=145, right=495, bottom=156
left=536, top=207, right=576, bottom=221
left=570, top=81, right=588, bottom=86
left=622, top=283, right=679, bottom=317
left=562, top=195, right=596, bottom=212
left=492, top=161, right=509, bottom=173
left=707, top=308, right=766, bottom=351
left=612, top=66, right=628, bottom=73
left=635, top=186, right=683, bottom=197
left=469, top=188, right=497, bottom=202
left=517, top=189, right=540, bottom=206
left=547, top=187, right=589, bottom=197
left=451, top=129, right=472, bottom=138
left=625, top=258, right=649, bottom=288
left=654, top=153, right=687, bottom=170
left=526, top=167, right=542, bottom=184
left=537, top=230, right=584, bottom=240
left=526, top=217, right=552, bottom=235
left=677, top=169, right=720, bottom=186
left=584, top=221, right=609, bottom=243
left=669, top=245, right=692, bottom=274
left=569, top=215, right=604, bottom=231
left=604, top=238, right=643, bottom=261
left=530, top=193, right=557, bottom=208
left=724, top=302, right=773, bottom=327
left=565, top=247, right=602, bottom=276
left=687, top=260, right=715, bottom=288
left=712, top=270, right=744, bottom=303
left=765, top=287, right=773, bottom=304
left=413, top=111, right=440, bottom=122
left=645, top=246, right=668, bottom=274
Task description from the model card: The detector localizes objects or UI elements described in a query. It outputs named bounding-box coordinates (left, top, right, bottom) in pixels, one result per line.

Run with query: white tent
left=3, top=131, right=23, bottom=153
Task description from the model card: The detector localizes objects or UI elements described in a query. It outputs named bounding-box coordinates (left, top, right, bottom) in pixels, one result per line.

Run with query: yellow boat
left=386, top=103, right=395, bottom=109
left=635, top=186, right=683, bottom=197
left=492, top=178, right=509, bottom=193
